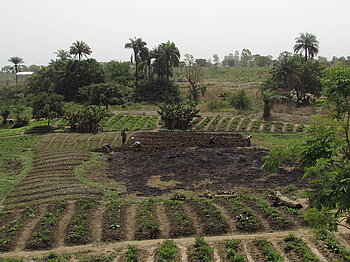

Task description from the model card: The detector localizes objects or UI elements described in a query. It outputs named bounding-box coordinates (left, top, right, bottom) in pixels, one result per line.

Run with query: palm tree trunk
left=134, top=50, right=138, bottom=87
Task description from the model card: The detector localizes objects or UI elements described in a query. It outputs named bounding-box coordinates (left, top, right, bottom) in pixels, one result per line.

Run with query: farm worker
left=245, top=135, right=252, bottom=147
left=121, top=130, right=127, bottom=145
left=134, top=141, right=141, bottom=151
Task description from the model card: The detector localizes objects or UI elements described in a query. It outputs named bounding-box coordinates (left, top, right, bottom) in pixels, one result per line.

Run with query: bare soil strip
left=59, top=134, right=71, bottom=149
left=213, top=247, right=222, bottom=261
left=146, top=247, right=155, bottom=262
left=182, top=202, right=203, bottom=236
left=236, top=118, right=245, bottom=131
left=98, top=133, right=107, bottom=147
left=270, top=238, right=291, bottom=262
left=212, top=202, right=236, bottom=233
left=111, top=133, right=119, bottom=147
left=155, top=203, right=171, bottom=239
left=124, top=204, right=138, bottom=241
left=54, top=201, right=76, bottom=248
left=242, top=240, right=255, bottom=262
left=178, top=244, right=189, bottom=262
left=86, top=134, right=94, bottom=149
left=303, top=236, right=329, bottom=262
left=91, top=204, right=107, bottom=244
left=15, top=205, right=47, bottom=251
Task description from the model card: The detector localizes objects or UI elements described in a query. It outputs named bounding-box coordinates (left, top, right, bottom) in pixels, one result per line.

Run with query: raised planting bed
left=286, top=123, right=294, bottom=132
left=133, top=116, right=150, bottom=130
left=101, top=202, right=127, bottom=242
left=102, top=114, right=124, bottom=131
left=254, top=237, right=284, bottom=262
left=316, top=232, right=350, bottom=261
left=144, top=116, right=158, bottom=130
left=239, top=194, right=291, bottom=230
left=155, top=239, right=179, bottom=262
left=252, top=120, right=262, bottom=132
left=135, top=199, right=160, bottom=240
left=296, top=124, right=305, bottom=132
left=122, top=115, right=142, bottom=130
left=195, top=117, right=213, bottom=131
left=224, top=239, right=246, bottom=262
left=229, top=118, right=240, bottom=131
left=207, top=116, right=222, bottom=131
left=166, top=200, right=195, bottom=238
left=65, top=199, right=96, bottom=245
left=263, top=121, right=272, bottom=132
left=217, top=117, right=230, bottom=131
left=217, top=198, right=262, bottom=232
left=191, top=198, right=228, bottom=235
left=275, top=122, right=284, bottom=132
left=26, top=200, right=67, bottom=250
left=111, top=115, right=133, bottom=131
left=188, top=237, right=213, bottom=262
left=190, top=117, right=203, bottom=128
left=239, top=117, right=251, bottom=131
left=283, top=233, right=319, bottom=261
left=0, top=207, right=37, bottom=252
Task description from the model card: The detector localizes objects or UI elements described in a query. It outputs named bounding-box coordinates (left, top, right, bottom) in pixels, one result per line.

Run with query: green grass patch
left=251, top=133, right=307, bottom=149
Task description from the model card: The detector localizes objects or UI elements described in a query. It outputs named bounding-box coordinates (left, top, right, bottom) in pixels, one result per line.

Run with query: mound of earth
left=107, top=147, right=306, bottom=196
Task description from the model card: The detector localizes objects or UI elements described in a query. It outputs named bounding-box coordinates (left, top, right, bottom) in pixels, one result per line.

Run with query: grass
left=0, top=135, right=38, bottom=201
left=251, top=133, right=306, bottom=149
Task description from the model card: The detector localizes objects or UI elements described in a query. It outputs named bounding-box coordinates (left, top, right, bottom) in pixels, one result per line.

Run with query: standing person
left=121, top=130, right=127, bottom=145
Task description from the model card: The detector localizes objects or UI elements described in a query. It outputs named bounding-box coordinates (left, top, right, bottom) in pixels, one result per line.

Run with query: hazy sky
left=1, top=0, right=349, bottom=67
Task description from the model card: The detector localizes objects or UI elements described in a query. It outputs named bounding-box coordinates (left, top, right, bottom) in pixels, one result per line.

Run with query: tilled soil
left=107, top=147, right=307, bottom=196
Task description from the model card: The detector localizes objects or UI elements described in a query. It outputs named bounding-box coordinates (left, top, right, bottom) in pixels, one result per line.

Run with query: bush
left=228, top=90, right=251, bottom=110
left=157, top=103, right=200, bottom=129
left=65, top=106, right=107, bottom=132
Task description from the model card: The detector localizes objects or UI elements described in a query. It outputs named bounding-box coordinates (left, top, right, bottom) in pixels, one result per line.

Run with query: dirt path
left=182, top=202, right=203, bottom=236
left=86, top=134, right=94, bottom=150
left=91, top=204, right=107, bottom=244
left=54, top=201, right=75, bottom=248
left=15, top=205, right=47, bottom=251
left=213, top=247, right=222, bottom=261
left=155, top=203, right=171, bottom=238
left=111, top=133, right=120, bottom=147
left=242, top=240, right=254, bottom=262
left=146, top=247, right=155, bottom=262
left=72, top=135, right=81, bottom=150
left=178, top=244, right=189, bottom=262
left=124, top=204, right=138, bottom=241
left=303, top=236, right=328, bottom=262
left=213, top=202, right=236, bottom=233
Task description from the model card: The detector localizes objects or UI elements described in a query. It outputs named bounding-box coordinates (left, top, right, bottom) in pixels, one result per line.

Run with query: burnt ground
left=107, top=147, right=307, bottom=196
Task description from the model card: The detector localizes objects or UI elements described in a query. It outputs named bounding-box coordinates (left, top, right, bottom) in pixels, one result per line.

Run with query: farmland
left=0, top=114, right=349, bottom=261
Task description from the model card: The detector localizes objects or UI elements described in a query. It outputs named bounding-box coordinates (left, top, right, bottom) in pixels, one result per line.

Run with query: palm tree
left=293, top=33, right=319, bottom=60
left=55, top=49, right=71, bottom=60
left=125, top=37, right=147, bottom=86
left=69, top=41, right=92, bottom=61
left=153, top=41, right=180, bottom=81
left=271, top=57, right=300, bottom=91
left=139, top=47, right=154, bottom=81
left=8, top=56, right=24, bottom=85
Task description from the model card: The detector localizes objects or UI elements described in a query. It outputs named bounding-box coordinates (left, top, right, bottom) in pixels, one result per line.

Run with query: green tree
left=213, top=54, right=220, bottom=67
left=69, top=40, right=92, bottom=61
left=8, top=56, right=24, bottom=84
left=262, top=64, right=350, bottom=233
left=241, top=49, right=252, bottom=67
left=54, top=49, right=71, bottom=60
left=32, top=92, right=64, bottom=126
left=222, top=53, right=235, bottom=67
left=293, top=32, right=319, bottom=60
left=260, top=79, right=282, bottom=119
left=28, top=59, right=104, bottom=101
left=153, top=41, right=180, bottom=81
left=78, top=82, right=129, bottom=109
left=125, top=37, right=147, bottom=87
left=102, top=60, right=133, bottom=85
left=0, top=104, right=12, bottom=125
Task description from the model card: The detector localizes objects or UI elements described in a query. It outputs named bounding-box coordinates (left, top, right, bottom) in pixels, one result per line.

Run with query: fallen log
left=272, top=191, right=303, bottom=209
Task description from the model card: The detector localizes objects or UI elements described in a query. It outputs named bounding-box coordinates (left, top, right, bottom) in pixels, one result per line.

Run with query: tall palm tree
left=8, top=56, right=24, bottom=85
left=125, top=37, right=147, bottom=87
left=153, top=41, right=180, bottom=81
left=293, top=33, right=319, bottom=60
left=271, top=57, right=300, bottom=93
left=69, top=41, right=92, bottom=61
left=55, top=49, right=71, bottom=60
left=139, top=47, right=154, bottom=81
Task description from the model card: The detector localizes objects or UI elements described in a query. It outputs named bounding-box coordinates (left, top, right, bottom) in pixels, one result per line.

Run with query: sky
left=1, top=0, right=349, bottom=67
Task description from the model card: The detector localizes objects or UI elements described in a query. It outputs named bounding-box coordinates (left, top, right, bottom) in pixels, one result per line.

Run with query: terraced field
left=0, top=196, right=349, bottom=261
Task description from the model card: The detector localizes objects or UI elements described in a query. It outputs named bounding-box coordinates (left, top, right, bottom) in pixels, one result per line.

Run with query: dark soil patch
left=107, top=146, right=306, bottom=196
left=101, top=203, right=127, bottom=242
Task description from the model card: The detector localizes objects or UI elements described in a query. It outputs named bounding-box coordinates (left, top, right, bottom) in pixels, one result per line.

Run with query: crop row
left=191, top=116, right=307, bottom=133
left=102, top=114, right=158, bottom=131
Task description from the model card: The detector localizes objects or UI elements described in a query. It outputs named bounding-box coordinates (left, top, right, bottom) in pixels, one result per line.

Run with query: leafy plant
left=225, top=239, right=246, bottom=262
left=254, top=237, right=283, bottom=262
left=136, top=199, right=160, bottom=239
left=125, top=245, right=139, bottom=262
left=155, top=240, right=177, bottom=262
left=188, top=237, right=213, bottom=262
left=157, top=103, right=200, bottom=129
left=284, top=233, right=319, bottom=261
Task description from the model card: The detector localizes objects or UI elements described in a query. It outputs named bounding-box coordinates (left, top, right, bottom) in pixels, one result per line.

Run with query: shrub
left=65, top=106, right=107, bottom=132
left=157, top=103, right=200, bottom=129
left=228, top=90, right=251, bottom=110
